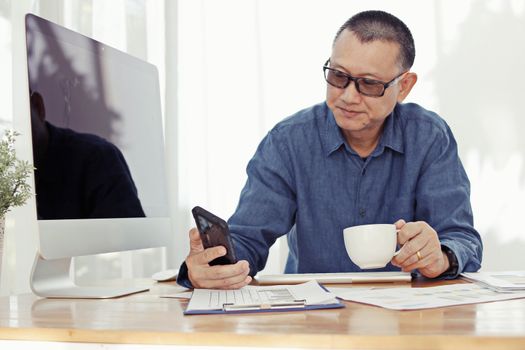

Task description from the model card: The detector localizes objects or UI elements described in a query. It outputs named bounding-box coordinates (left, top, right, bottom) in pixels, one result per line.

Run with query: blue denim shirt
left=177, top=102, right=482, bottom=288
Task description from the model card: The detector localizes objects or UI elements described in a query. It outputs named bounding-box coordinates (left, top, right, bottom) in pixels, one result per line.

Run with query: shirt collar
left=323, top=103, right=405, bottom=157
left=322, top=104, right=347, bottom=156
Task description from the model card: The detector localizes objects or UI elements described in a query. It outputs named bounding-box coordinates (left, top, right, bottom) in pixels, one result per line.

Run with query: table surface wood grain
left=0, top=278, right=524, bottom=349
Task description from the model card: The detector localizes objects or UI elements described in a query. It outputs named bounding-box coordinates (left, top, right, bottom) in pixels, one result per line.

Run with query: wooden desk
left=0, top=279, right=524, bottom=349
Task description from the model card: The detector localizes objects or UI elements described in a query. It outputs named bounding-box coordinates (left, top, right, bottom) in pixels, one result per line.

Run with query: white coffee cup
left=343, top=224, right=397, bottom=269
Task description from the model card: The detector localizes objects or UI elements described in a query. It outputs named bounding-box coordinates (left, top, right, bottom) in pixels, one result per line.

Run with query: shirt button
left=359, top=208, right=366, bottom=218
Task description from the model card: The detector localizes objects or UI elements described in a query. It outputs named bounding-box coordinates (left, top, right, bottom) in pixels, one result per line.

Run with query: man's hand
left=391, top=220, right=449, bottom=278
left=185, top=228, right=252, bottom=289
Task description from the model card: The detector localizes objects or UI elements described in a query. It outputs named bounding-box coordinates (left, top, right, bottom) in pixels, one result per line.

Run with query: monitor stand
left=30, top=253, right=149, bottom=298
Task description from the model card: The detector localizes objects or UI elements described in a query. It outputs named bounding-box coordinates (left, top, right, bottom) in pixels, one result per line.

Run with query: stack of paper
left=184, top=280, right=344, bottom=315
left=461, top=271, right=525, bottom=292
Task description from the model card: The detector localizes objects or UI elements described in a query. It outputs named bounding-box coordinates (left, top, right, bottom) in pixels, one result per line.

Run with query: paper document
left=334, top=283, right=525, bottom=310
left=461, top=271, right=525, bottom=292
left=184, top=280, right=343, bottom=315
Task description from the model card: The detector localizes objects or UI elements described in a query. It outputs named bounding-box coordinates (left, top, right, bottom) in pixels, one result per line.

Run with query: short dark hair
left=334, top=10, right=415, bottom=70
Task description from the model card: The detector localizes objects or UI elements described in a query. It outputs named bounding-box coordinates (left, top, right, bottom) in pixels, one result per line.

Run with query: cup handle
left=393, top=228, right=403, bottom=257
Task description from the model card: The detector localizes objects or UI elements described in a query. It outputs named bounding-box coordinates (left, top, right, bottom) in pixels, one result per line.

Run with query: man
left=177, top=10, right=482, bottom=289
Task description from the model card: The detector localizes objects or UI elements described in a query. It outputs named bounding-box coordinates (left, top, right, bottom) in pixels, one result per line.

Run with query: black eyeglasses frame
left=323, top=59, right=407, bottom=97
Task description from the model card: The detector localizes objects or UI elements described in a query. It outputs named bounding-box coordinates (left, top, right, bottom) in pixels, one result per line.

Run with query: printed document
left=186, top=280, right=338, bottom=313
left=330, top=283, right=525, bottom=310
left=461, top=271, right=525, bottom=292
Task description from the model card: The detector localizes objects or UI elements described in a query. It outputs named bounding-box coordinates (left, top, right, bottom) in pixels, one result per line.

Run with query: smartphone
left=191, top=206, right=238, bottom=265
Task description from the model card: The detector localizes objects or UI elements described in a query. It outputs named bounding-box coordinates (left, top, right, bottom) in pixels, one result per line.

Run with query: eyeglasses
left=323, top=59, right=407, bottom=97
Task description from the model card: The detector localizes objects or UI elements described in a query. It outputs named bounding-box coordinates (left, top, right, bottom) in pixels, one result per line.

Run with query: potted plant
left=0, top=130, right=33, bottom=273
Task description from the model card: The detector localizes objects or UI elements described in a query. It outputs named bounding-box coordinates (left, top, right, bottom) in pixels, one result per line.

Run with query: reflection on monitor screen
left=25, top=13, right=172, bottom=298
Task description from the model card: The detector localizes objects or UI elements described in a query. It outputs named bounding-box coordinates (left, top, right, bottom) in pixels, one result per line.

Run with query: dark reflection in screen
left=30, top=90, right=145, bottom=219
left=25, top=14, right=168, bottom=220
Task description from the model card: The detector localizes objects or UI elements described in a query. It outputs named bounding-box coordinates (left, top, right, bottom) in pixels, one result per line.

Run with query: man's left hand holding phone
left=185, top=206, right=252, bottom=289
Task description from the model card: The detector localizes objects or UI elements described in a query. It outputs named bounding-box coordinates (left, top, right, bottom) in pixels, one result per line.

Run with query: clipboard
left=184, top=299, right=344, bottom=315
left=183, top=281, right=345, bottom=315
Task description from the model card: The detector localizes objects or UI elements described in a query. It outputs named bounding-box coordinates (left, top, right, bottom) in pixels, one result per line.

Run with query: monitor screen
left=25, top=13, right=171, bottom=262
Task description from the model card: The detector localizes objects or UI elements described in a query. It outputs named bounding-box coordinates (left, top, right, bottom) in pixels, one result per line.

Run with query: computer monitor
left=25, top=13, right=172, bottom=298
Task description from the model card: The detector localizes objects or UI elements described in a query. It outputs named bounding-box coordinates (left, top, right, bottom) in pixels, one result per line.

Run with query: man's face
left=326, top=29, right=411, bottom=139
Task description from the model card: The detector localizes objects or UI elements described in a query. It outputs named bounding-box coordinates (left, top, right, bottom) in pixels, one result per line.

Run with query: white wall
left=1, top=0, right=524, bottom=295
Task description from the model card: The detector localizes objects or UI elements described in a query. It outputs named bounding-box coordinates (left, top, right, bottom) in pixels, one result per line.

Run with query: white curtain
left=2, top=0, right=525, bottom=295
